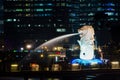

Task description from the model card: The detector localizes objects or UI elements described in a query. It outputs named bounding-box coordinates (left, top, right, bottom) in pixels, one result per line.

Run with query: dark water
left=0, top=75, right=96, bottom=80
left=0, top=77, right=61, bottom=80
left=1, top=74, right=120, bottom=80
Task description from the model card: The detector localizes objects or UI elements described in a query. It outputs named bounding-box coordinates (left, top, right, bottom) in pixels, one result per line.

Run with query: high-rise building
left=4, top=0, right=120, bottom=50
left=78, top=0, right=120, bottom=46
left=4, top=0, right=80, bottom=50
left=0, top=0, right=4, bottom=51
left=79, top=0, right=120, bottom=25
left=0, top=0, right=3, bottom=33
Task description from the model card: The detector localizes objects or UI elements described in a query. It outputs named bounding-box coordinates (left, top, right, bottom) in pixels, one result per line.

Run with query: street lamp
left=20, top=47, right=24, bottom=51
left=26, top=44, right=32, bottom=50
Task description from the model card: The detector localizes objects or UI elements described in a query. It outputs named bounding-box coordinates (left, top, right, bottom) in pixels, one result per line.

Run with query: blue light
left=107, top=8, right=115, bottom=11
left=106, top=3, right=115, bottom=6
left=70, top=13, right=76, bottom=17
left=47, top=3, right=52, bottom=6
left=71, top=58, right=103, bottom=66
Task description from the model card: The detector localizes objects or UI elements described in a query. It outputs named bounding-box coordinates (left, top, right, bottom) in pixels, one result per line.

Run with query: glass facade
left=4, top=1, right=76, bottom=29
left=4, top=0, right=120, bottom=50
left=0, top=0, right=3, bottom=33
left=0, top=0, right=4, bottom=51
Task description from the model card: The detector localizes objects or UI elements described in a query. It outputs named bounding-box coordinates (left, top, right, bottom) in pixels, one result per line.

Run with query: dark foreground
left=0, top=69, right=120, bottom=80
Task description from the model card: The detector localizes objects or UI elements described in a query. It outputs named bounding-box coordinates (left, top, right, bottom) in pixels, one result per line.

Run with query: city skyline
left=3, top=0, right=120, bottom=51
left=0, top=0, right=4, bottom=51
left=0, top=0, right=120, bottom=74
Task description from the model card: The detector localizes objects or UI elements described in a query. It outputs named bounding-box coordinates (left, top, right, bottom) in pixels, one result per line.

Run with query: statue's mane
left=78, top=26, right=94, bottom=40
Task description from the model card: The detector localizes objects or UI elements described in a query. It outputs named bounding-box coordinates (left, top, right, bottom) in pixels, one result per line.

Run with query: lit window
left=97, top=7, right=104, bottom=11
left=47, top=3, right=52, bottom=6
left=88, top=13, right=94, bottom=16
left=56, top=28, right=66, bottom=32
left=66, top=4, right=72, bottom=7
left=34, top=3, right=44, bottom=6
left=69, top=19, right=75, bottom=22
left=115, top=13, right=118, bottom=16
left=36, top=9, right=44, bottom=11
left=107, top=8, right=115, bottom=11
left=47, top=24, right=50, bottom=27
left=13, top=19, right=16, bottom=22
left=60, top=24, right=63, bottom=27
left=57, top=19, right=62, bottom=21
left=0, top=20, right=3, bottom=24
left=25, top=3, right=30, bottom=6
left=34, top=25, right=37, bottom=27
left=45, top=9, right=52, bottom=11
left=28, top=24, right=31, bottom=27
left=115, top=18, right=118, bottom=21
left=17, top=25, right=20, bottom=27
left=45, top=14, right=51, bottom=16
left=61, top=3, right=65, bottom=6
left=25, top=9, right=31, bottom=12
left=80, top=4, right=87, bottom=7
left=108, top=18, right=114, bottom=21
left=39, top=3, right=44, bottom=6
left=70, top=13, right=76, bottom=17
left=6, top=19, right=12, bottom=22
left=88, top=3, right=91, bottom=7
left=49, top=19, right=51, bottom=22
left=40, top=14, right=44, bottom=16
left=106, top=3, right=115, bottom=6
left=25, top=14, right=31, bottom=16
left=16, top=9, right=23, bottom=12
left=38, top=24, right=41, bottom=27
left=14, top=0, right=18, bottom=1
left=105, top=12, right=114, bottom=16
left=54, top=24, right=56, bottom=27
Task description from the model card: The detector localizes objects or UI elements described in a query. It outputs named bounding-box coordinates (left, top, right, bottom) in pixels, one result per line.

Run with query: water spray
left=35, top=33, right=80, bottom=50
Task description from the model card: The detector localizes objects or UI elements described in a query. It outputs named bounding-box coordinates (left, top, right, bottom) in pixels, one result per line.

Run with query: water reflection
left=0, top=76, right=98, bottom=80
left=28, top=78, right=61, bottom=80
left=28, top=78, right=40, bottom=80
left=0, top=77, right=24, bottom=80
left=29, top=74, right=120, bottom=80
left=0, top=73, right=120, bottom=80
left=0, top=77, right=61, bottom=80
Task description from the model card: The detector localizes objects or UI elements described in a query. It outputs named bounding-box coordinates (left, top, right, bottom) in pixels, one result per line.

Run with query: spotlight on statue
left=71, top=25, right=104, bottom=68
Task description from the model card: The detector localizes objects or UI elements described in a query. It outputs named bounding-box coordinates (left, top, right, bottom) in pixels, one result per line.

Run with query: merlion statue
left=77, top=25, right=95, bottom=60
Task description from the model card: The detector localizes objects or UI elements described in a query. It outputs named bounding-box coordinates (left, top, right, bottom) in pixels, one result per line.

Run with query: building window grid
left=4, top=0, right=120, bottom=35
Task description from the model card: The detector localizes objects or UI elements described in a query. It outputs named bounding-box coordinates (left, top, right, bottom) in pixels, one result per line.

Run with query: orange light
left=31, top=64, right=36, bottom=67
left=0, top=59, right=2, bottom=62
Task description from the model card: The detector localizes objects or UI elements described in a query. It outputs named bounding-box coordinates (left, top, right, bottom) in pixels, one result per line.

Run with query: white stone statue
left=77, top=25, right=95, bottom=60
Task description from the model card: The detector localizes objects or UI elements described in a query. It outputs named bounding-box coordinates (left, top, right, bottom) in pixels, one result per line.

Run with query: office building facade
left=4, top=0, right=120, bottom=50
left=4, top=0, right=80, bottom=50
left=0, top=0, right=4, bottom=51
